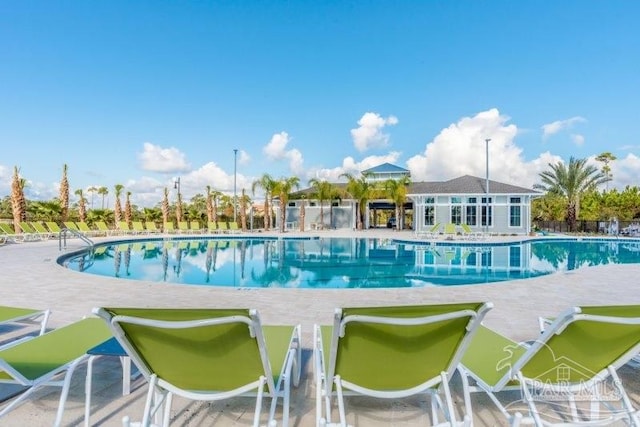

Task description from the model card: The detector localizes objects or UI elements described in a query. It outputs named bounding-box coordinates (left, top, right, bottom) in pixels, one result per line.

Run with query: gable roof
left=408, top=175, right=539, bottom=195
left=362, top=162, right=409, bottom=175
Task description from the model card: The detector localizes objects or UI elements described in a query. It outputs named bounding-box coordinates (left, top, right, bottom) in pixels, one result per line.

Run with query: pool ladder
left=59, top=227, right=94, bottom=251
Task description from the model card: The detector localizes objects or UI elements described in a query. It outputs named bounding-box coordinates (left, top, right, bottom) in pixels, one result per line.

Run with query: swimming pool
left=61, top=236, right=640, bottom=288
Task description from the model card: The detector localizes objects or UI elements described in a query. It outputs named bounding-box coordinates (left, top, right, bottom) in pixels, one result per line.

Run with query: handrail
left=59, top=227, right=94, bottom=250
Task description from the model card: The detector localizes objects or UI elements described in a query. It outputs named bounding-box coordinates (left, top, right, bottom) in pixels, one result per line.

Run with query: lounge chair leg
left=54, top=357, right=84, bottom=427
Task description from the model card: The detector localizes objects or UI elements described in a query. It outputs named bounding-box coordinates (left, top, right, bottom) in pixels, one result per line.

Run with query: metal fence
left=534, top=220, right=638, bottom=235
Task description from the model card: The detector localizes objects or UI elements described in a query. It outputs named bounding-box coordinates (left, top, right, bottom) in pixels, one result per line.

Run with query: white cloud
left=238, top=150, right=251, bottom=166
left=138, top=142, right=191, bottom=173
left=541, top=116, right=586, bottom=139
left=263, top=132, right=305, bottom=175
left=351, top=112, right=399, bottom=152
left=305, top=152, right=402, bottom=183
left=571, top=134, right=585, bottom=146
left=606, top=153, right=640, bottom=190
left=406, top=108, right=561, bottom=188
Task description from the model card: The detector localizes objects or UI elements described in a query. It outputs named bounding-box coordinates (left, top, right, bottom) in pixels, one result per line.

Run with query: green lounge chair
left=18, top=222, right=44, bottom=240
left=460, top=223, right=483, bottom=240
left=29, top=221, right=55, bottom=239
left=63, top=221, right=80, bottom=232
left=93, top=307, right=301, bottom=427
left=177, top=221, right=190, bottom=234
left=228, top=221, right=241, bottom=233
left=0, top=305, right=50, bottom=337
left=118, top=221, right=133, bottom=234
left=218, top=221, right=230, bottom=233
left=416, top=222, right=441, bottom=239
left=443, top=223, right=458, bottom=239
left=207, top=221, right=219, bottom=233
left=0, top=317, right=111, bottom=426
left=0, top=223, right=31, bottom=243
left=94, top=221, right=113, bottom=236
left=163, top=222, right=176, bottom=234
left=144, top=222, right=160, bottom=233
left=460, top=305, right=640, bottom=426
left=75, top=221, right=100, bottom=236
left=131, top=221, right=147, bottom=234
left=45, top=221, right=63, bottom=235
left=189, top=220, right=201, bottom=234
left=314, top=302, right=493, bottom=427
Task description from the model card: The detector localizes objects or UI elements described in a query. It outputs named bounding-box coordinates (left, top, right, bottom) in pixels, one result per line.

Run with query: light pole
left=174, top=177, right=181, bottom=197
left=233, top=149, right=238, bottom=222
left=484, top=138, right=491, bottom=235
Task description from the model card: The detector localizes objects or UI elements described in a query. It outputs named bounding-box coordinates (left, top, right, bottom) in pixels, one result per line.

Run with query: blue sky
left=1, top=1, right=639, bottom=207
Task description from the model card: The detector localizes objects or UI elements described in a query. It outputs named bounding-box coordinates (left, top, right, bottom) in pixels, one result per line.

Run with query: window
left=466, top=206, right=477, bottom=226
left=450, top=197, right=462, bottom=225
left=510, top=197, right=522, bottom=227
left=423, top=197, right=435, bottom=226
left=481, top=197, right=492, bottom=227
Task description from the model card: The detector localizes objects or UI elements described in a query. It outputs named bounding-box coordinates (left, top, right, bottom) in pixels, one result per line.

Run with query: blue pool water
left=61, top=237, right=640, bottom=288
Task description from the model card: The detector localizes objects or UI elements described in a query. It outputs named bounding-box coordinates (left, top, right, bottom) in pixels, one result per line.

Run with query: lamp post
left=484, top=138, right=491, bottom=235
left=174, top=177, right=181, bottom=197
left=233, top=149, right=238, bottom=223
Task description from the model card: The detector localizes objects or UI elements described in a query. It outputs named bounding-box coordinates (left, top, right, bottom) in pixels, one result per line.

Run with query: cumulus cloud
left=571, top=134, right=585, bottom=146
left=238, top=150, right=251, bottom=166
left=307, top=152, right=402, bottom=183
left=601, top=153, right=640, bottom=190
left=542, top=116, right=586, bottom=139
left=263, top=132, right=305, bottom=175
left=406, top=108, right=561, bottom=188
left=138, top=142, right=191, bottom=173
left=351, top=112, right=399, bottom=152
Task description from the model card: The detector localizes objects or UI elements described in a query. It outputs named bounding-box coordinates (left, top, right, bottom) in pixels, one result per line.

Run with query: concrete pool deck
left=1, top=228, right=640, bottom=426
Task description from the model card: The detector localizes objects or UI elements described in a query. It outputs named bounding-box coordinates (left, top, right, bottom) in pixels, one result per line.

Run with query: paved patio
left=1, top=229, right=640, bottom=426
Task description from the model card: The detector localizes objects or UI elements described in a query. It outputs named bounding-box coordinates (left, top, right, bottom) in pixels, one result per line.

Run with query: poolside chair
left=314, top=302, right=493, bottom=427
left=189, top=220, right=202, bottom=234
left=94, top=221, right=113, bottom=236
left=18, top=222, right=45, bottom=240
left=459, top=305, right=640, bottom=426
left=63, top=221, right=80, bottom=232
left=45, top=221, right=64, bottom=235
left=144, top=222, right=161, bottom=233
left=416, top=222, right=441, bottom=239
left=0, top=223, right=32, bottom=243
left=0, top=305, right=51, bottom=338
left=131, top=221, right=148, bottom=234
left=163, top=222, right=176, bottom=234
left=443, top=223, right=458, bottom=240
left=118, top=221, right=133, bottom=235
left=0, top=317, right=112, bottom=426
left=460, top=224, right=483, bottom=240
left=93, top=307, right=302, bottom=427
left=75, top=221, right=100, bottom=236
left=177, top=221, right=190, bottom=234
left=29, top=221, right=55, bottom=239
left=207, top=221, right=219, bottom=233
left=218, top=221, right=230, bottom=233
left=228, top=221, right=241, bottom=233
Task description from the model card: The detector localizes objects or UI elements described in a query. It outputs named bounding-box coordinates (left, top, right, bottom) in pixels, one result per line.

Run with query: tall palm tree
left=205, top=186, right=214, bottom=222
left=340, top=172, right=374, bottom=230
left=75, top=189, right=87, bottom=222
left=534, top=157, right=610, bottom=231
left=87, top=186, right=97, bottom=210
left=161, top=187, right=170, bottom=226
left=211, top=190, right=222, bottom=224
left=383, top=176, right=411, bottom=230
left=273, top=176, right=300, bottom=232
left=113, top=184, right=124, bottom=225
left=10, top=166, right=25, bottom=233
left=595, top=152, right=617, bottom=191
left=308, top=178, right=333, bottom=229
left=125, top=191, right=133, bottom=226
left=252, top=173, right=276, bottom=231
left=98, top=186, right=109, bottom=209
left=59, top=164, right=70, bottom=221
left=175, top=192, right=183, bottom=223
left=239, top=188, right=250, bottom=231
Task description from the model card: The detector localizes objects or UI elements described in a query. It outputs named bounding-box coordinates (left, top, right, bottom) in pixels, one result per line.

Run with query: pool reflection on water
left=62, top=237, right=640, bottom=288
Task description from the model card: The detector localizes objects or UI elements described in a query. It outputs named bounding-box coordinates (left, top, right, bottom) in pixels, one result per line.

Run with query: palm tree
left=75, top=189, right=87, bottom=222
left=59, top=164, right=70, bottom=221
left=308, top=178, right=333, bottom=229
left=211, top=190, right=222, bottom=224
left=113, top=184, right=124, bottom=225
left=161, top=187, right=170, bottom=227
left=340, top=172, right=375, bottom=230
left=383, top=177, right=410, bottom=230
left=252, top=173, right=276, bottom=231
left=125, top=191, right=133, bottom=226
left=595, top=152, right=617, bottom=191
left=175, top=192, right=183, bottom=223
left=10, top=166, right=25, bottom=233
left=88, top=186, right=99, bottom=210
left=98, top=186, right=109, bottom=209
left=273, top=176, right=300, bottom=232
left=534, top=157, right=610, bottom=231
left=205, top=186, right=214, bottom=222
left=239, top=188, right=250, bottom=231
